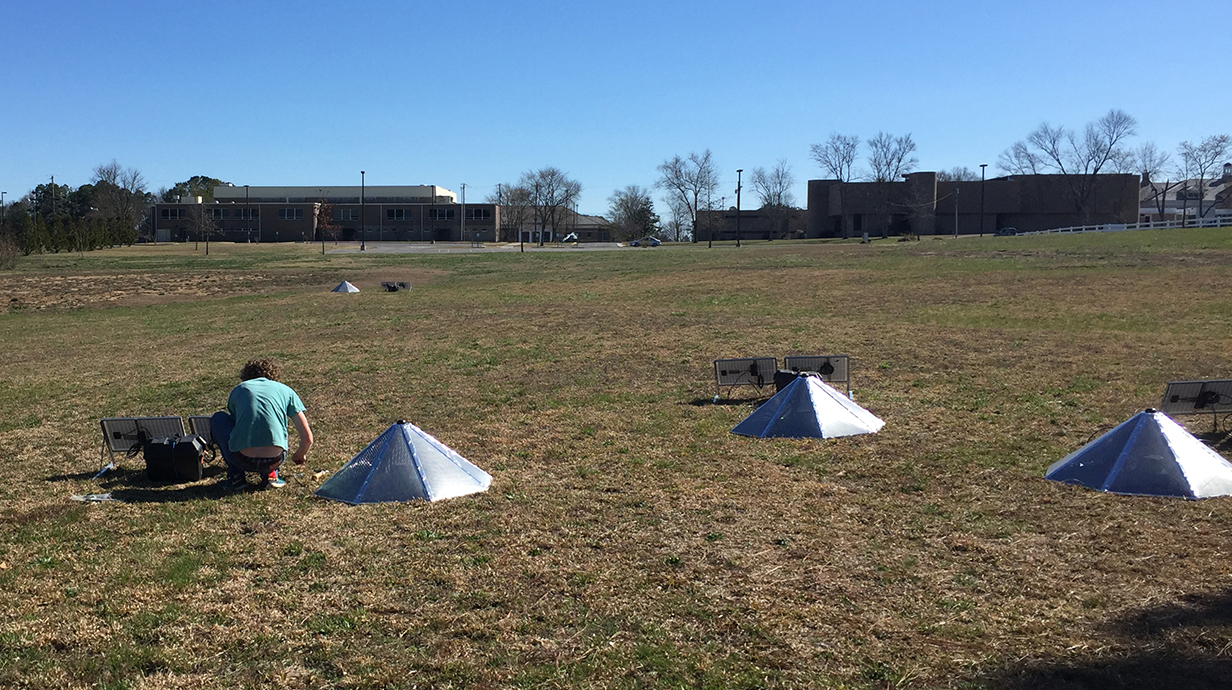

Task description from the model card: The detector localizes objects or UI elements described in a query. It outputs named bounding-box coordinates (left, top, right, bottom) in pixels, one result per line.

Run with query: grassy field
left=3, top=230, right=1232, bottom=689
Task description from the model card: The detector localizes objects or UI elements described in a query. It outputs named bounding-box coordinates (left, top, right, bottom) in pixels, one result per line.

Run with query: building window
left=278, top=208, right=304, bottom=221
left=210, top=208, right=231, bottom=220
left=428, top=208, right=455, bottom=221
left=387, top=209, right=408, bottom=221
left=235, top=208, right=258, bottom=220
left=333, top=209, right=359, bottom=221
left=465, top=208, right=492, bottom=221
left=159, top=208, right=184, bottom=220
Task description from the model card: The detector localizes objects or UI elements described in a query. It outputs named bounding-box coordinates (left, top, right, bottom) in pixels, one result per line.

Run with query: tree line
left=0, top=164, right=231, bottom=261
left=1, top=161, right=152, bottom=257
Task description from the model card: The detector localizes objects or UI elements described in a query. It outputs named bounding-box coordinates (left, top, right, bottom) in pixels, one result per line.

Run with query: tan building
left=1139, top=163, right=1232, bottom=223
left=151, top=184, right=501, bottom=243
left=502, top=208, right=611, bottom=243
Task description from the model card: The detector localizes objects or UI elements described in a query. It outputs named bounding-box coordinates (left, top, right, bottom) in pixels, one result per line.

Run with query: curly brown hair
left=239, top=359, right=281, bottom=382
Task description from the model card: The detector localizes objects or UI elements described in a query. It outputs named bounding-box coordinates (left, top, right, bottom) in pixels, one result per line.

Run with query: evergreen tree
left=30, top=215, right=50, bottom=254
left=15, top=214, right=37, bottom=255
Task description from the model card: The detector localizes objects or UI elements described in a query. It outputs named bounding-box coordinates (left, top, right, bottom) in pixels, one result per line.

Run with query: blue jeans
left=210, top=411, right=284, bottom=482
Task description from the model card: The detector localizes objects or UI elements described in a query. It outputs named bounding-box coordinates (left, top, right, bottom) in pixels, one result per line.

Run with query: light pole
left=360, top=171, right=366, bottom=251
left=460, top=183, right=466, bottom=242
left=954, top=187, right=959, bottom=238
left=979, top=163, right=987, bottom=237
left=735, top=169, right=743, bottom=248
left=1, top=192, right=6, bottom=238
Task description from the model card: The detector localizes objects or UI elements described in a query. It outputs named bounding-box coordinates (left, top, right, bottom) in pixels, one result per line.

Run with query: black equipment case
left=143, top=435, right=208, bottom=482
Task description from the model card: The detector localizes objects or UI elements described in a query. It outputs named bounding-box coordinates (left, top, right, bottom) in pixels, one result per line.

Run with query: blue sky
left=3, top=0, right=1227, bottom=215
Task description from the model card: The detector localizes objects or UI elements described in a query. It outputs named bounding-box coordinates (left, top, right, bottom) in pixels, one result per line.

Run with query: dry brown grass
left=3, top=232, right=1232, bottom=689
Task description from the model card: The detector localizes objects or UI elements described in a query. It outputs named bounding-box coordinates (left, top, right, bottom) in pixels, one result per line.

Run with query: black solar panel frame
left=98, top=416, right=186, bottom=470
left=1159, top=380, right=1232, bottom=416
left=713, top=357, right=778, bottom=397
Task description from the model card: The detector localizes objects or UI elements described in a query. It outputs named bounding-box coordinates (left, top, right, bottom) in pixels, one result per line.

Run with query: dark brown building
left=693, top=207, right=807, bottom=242
left=807, top=172, right=1140, bottom=238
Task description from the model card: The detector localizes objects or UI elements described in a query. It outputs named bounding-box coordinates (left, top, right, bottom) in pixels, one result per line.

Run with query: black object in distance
left=818, top=360, right=835, bottom=376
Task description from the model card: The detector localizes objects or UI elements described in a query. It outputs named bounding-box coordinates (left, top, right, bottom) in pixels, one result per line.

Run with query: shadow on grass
left=46, top=470, right=105, bottom=482
left=85, top=465, right=236, bottom=503
left=977, top=589, right=1232, bottom=689
left=1194, top=427, right=1232, bottom=453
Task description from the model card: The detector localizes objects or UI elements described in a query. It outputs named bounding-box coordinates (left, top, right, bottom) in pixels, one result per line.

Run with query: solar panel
left=783, top=355, right=850, bottom=384
left=713, top=357, right=777, bottom=398
left=1159, top=380, right=1232, bottom=416
left=100, top=416, right=186, bottom=452
left=187, top=415, right=214, bottom=445
left=98, top=416, right=186, bottom=470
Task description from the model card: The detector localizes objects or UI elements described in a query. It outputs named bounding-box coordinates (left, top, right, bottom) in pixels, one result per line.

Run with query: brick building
left=807, top=173, right=1140, bottom=238
left=150, top=184, right=500, bottom=243
left=693, top=207, right=807, bottom=242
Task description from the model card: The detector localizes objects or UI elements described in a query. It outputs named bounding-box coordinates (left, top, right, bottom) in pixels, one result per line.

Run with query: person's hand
left=291, top=450, right=307, bottom=466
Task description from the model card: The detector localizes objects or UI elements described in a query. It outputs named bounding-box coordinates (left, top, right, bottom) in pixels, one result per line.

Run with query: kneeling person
left=211, top=359, right=313, bottom=489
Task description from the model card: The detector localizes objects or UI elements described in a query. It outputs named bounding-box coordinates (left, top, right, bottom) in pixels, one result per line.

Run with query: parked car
left=994, top=227, right=1018, bottom=236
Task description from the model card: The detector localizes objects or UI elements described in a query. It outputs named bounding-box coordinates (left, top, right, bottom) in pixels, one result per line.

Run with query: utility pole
left=460, top=183, right=466, bottom=242
left=954, top=187, right=959, bottom=237
left=735, top=169, right=743, bottom=248
left=979, top=164, right=987, bottom=237
left=360, top=171, right=366, bottom=251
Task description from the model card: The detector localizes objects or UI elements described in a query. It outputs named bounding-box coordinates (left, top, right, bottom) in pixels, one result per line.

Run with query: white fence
left=1019, top=214, right=1232, bottom=236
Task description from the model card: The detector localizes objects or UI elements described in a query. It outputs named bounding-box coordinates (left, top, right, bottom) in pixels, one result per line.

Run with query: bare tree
left=607, top=185, right=659, bottom=241
left=751, top=159, right=796, bottom=208
left=314, top=199, right=338, bottom=249
left=655, top=150, right=719, bottom=242
left=998, top=109, right=1137, bottom=221
left=937, top=166, right=980, bottom=182
left=190, top=203, right=218, bottom=254
left=751, top=160, right=796, bottom=239
left=809, top=134, right=860, bottom=181
left=92, top=160, right=150, bottom=231
left=864, top=133, right=918, bottom=238
left=663, top=196, right=691, bottom=242
left=1178, top=134, right=1231, bottom=218
left=1131, top=142, right=1181, bottom=219
left=519, top=167, right=581, bottom=246
left=809, top=133, right=860, bottom=238
left=488, top=183, right=533, bottom=242
left=866, top=132, right=918, bottom=182
left=998, top=141, right=1044, bottom=175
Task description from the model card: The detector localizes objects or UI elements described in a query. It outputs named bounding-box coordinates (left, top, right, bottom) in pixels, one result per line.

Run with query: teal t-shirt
left=227, top=378, right=306, bottom=452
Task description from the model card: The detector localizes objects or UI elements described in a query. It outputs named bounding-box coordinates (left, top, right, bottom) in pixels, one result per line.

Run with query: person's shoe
left=262, top=468, right=286, bottom=489
left=221, top=475, right=246, bottom=490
